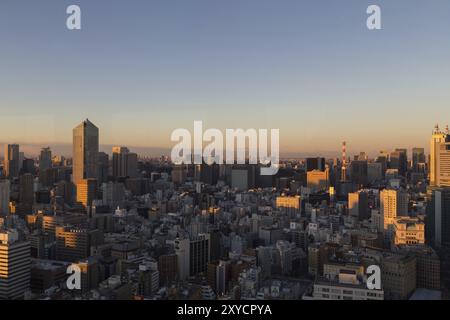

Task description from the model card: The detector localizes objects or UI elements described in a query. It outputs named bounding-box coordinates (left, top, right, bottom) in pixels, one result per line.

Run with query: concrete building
left=382, top=254, right=416, bottom=300
left=55, top=226, right=91, bottom=262
left=393, top=217, right=425, bottom=245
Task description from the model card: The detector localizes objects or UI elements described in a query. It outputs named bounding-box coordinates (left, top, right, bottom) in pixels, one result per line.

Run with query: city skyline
left=1, top=0, right=450, bottom=154
left=0, top=120, right=447, bottom=159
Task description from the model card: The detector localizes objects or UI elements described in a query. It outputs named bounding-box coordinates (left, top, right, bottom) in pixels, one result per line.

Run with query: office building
left=380, top=189, right=409, bottom=231
left=307, top=169, right=329, bottom=192
left=412, top=148, right=426, bottom=169
left=76, top=178, right=98, bottom=207
left=55, top=226, right=91, bottom=262
left=112, top=147, right=138, bottom=179
left=175, top=234, right=210, bottom=280
left=73, top=119, right=99, bottom=185
left=39, top=147, right=52, bottom=172
left=4, top=144, right=20, bottom=179
left=426, top=187, right=450, bottom=248
left=430, top=124, right=450, bottom=186
left=348, top=191, right=369, bottom=221
left=276, top=195, right=301, bottom=214
left=306, top=157, right=325, bottom=172
left=0, top=230, right=31, bottom=299
left=0, top=180, right=10, bottom=216
left=19, top=173, right=34, bottom=208
left=391, top=149, right=408, bottom=177
left=98, top=152, right=109, bottom=184
left=382, top=254, right=416, bottom=300
left=350, top=160, right=368, bottom=186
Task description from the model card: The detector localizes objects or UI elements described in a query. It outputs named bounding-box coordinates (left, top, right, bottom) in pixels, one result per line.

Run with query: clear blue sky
left=1, top=0, right=450, bottom=157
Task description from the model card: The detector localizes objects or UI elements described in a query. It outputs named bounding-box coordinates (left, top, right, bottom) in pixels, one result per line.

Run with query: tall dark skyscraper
left=350, top=160, right=368, bottom=186
left=39, top=147, right=52, bottom=172
left=390, top=149, right=408, bottom=177
left=98, top=152, right=109, bottom=184
left=306, top=157, right=325, bottom=172
left=412, top=148, right=426, bottom=167
left=427, top=187, right=450, bottom=248
left=73, top=119, right=99, bottom=185
left=4, top=144, right=20, bottom=179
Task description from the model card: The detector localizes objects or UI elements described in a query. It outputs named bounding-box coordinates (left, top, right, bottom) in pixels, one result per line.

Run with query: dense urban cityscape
left=0, top=119, right=448, bottom=300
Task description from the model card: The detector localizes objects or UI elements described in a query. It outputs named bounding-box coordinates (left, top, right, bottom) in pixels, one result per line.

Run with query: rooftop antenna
left=434, top=123, right=440, bottom=134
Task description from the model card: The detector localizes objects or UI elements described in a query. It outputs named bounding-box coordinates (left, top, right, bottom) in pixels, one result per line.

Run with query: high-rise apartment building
left=73, top=119, right=99, bottom=186
left=0, top=230, right=31, bottom=299
left=4, top=144, right=20, bottom=179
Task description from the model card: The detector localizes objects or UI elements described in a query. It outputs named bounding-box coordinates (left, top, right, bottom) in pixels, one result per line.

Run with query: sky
left=1, top=0, right=450, bottom=157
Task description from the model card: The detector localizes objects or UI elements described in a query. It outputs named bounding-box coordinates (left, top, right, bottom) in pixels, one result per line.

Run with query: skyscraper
left=390, top=149, right=407, bottom=177
left=0, top=180, right=10, bottom=216
left=306, top=157, right=325, bottom=172
left=426, top=187, right=450, bottom=248
left=39, top=147, right=52, bottom=172
left=430, top=125, right=450, bottom=187
left=350, top=160, right=368, bottom=186
left=3, top=144, right=20, bottom=179
left=112, top=146, right=129, bottom=179
left=412, top=148, right=426, bottom=168
left=76, top=179, right=98, bottom=208
left=98, top=152, right=109, bottom=184
left=73, top=119, right=99, bottom=186
left=19, top=173, right=34, bottom=209
left=112, top=147, right=138, bottom=179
